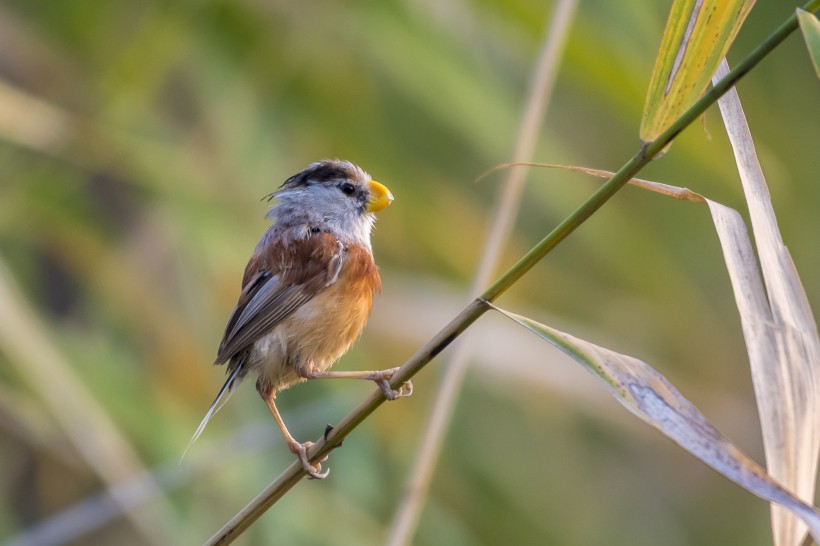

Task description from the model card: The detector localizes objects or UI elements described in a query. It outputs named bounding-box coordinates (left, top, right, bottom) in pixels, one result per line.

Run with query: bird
left=191, top=159, right=411, bottom=478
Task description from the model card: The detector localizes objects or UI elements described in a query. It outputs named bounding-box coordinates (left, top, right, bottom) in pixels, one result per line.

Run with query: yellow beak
left=366, top=180, right=394, bottom=212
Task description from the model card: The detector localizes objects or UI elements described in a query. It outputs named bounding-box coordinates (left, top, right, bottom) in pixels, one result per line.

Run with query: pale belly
left=248, top=281, right=372, bottom=393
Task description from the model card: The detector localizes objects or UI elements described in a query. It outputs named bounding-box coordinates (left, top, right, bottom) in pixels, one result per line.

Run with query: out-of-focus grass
left=0, top=1, right=818, bottom=544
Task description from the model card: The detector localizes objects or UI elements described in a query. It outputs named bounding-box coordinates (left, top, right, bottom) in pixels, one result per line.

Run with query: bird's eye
left=339, top=182, right=356, bottom=196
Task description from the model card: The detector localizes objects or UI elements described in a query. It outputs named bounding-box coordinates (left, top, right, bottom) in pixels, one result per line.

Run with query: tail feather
left=181, top=362, right=245, bottom=460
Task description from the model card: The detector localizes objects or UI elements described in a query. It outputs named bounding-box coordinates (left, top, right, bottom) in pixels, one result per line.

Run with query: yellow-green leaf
left=798, top=9, right=820, bottom=78
left=640, top=0, right=755, bottom=145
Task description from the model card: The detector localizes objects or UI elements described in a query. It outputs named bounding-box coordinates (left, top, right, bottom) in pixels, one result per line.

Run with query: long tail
left=181, top=361, right=245, bottom=460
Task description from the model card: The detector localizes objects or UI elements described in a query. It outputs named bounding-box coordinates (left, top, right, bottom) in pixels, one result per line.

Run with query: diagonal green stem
left=205, top=2, right=820, bottom=544
left=483, top=0, right=820, bottom=301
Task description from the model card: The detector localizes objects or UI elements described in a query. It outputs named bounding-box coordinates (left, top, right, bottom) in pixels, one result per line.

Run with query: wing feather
left=214, top=231, right=345, bottom=364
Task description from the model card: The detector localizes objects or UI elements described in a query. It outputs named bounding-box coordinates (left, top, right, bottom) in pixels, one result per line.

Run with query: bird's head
left=267, top=159, right=393, bottom=247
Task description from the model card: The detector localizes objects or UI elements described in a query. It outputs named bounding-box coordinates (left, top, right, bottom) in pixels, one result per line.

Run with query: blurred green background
left=0, top=0, right=818, bottom=544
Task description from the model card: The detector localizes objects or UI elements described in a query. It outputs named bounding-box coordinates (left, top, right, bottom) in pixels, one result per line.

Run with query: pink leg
left=297, top=362, right=413, bottom=400
left=261, top=388, right=329, bottom=479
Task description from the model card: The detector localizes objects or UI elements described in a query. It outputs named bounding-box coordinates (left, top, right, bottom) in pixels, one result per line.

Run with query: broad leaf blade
left=797, top=9, right=820, bottom=78
left=491, top=304, right=820, bottom=541
left=640, top=0, right=755, bottom=144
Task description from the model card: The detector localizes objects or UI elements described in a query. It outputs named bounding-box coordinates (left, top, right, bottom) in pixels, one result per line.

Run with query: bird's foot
left=367, top=367, right=414, bottom=400
left=288, top=440, right=329, bottom=479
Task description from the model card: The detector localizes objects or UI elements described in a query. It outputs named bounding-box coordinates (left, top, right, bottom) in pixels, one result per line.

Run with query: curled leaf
left=714, top=59, right=820, bottom=546
left=491, top=303, right=820, bottom=542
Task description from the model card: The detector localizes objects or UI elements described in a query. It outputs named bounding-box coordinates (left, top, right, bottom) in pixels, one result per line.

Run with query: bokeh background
left=1, top=0, right=818, bottom=544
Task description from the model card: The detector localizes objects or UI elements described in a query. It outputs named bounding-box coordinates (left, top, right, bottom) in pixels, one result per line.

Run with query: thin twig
left=480, top=162, right=707, bottom=202
left=386, top=1, right=578, bottom=544
left=206, top=299, right=489, bottom=546
left=204, top=3, right=820, bottom=543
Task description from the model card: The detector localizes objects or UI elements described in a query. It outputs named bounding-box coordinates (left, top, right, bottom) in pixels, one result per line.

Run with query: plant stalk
left=205, top=3, right=819, bottom=543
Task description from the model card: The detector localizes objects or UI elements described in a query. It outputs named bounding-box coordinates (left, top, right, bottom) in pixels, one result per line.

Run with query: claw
left=398, top=380, right=414, bottom=397
left=289, top=441, right=330, bottom=479
left=367, top=368, right=414, bottom=400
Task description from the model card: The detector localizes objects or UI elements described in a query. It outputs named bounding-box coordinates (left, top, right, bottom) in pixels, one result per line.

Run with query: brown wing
left=214, top=230, right=345, bottom=364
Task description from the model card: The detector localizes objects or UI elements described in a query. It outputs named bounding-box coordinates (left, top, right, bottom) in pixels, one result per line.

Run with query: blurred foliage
left=0, top=0, right=818, bottom=544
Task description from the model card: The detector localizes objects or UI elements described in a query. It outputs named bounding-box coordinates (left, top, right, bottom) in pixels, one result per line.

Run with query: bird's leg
left=297, top=361, right=413, bottom=400
left=259, top=387, right=329, bottom=479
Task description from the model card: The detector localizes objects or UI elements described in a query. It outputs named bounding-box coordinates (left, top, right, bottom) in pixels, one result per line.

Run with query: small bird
left=192, top=159, right=411, bottom=478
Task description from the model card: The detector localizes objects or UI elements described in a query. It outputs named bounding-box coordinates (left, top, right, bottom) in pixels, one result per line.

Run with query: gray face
left=267, top=160, right=377, bottom=249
